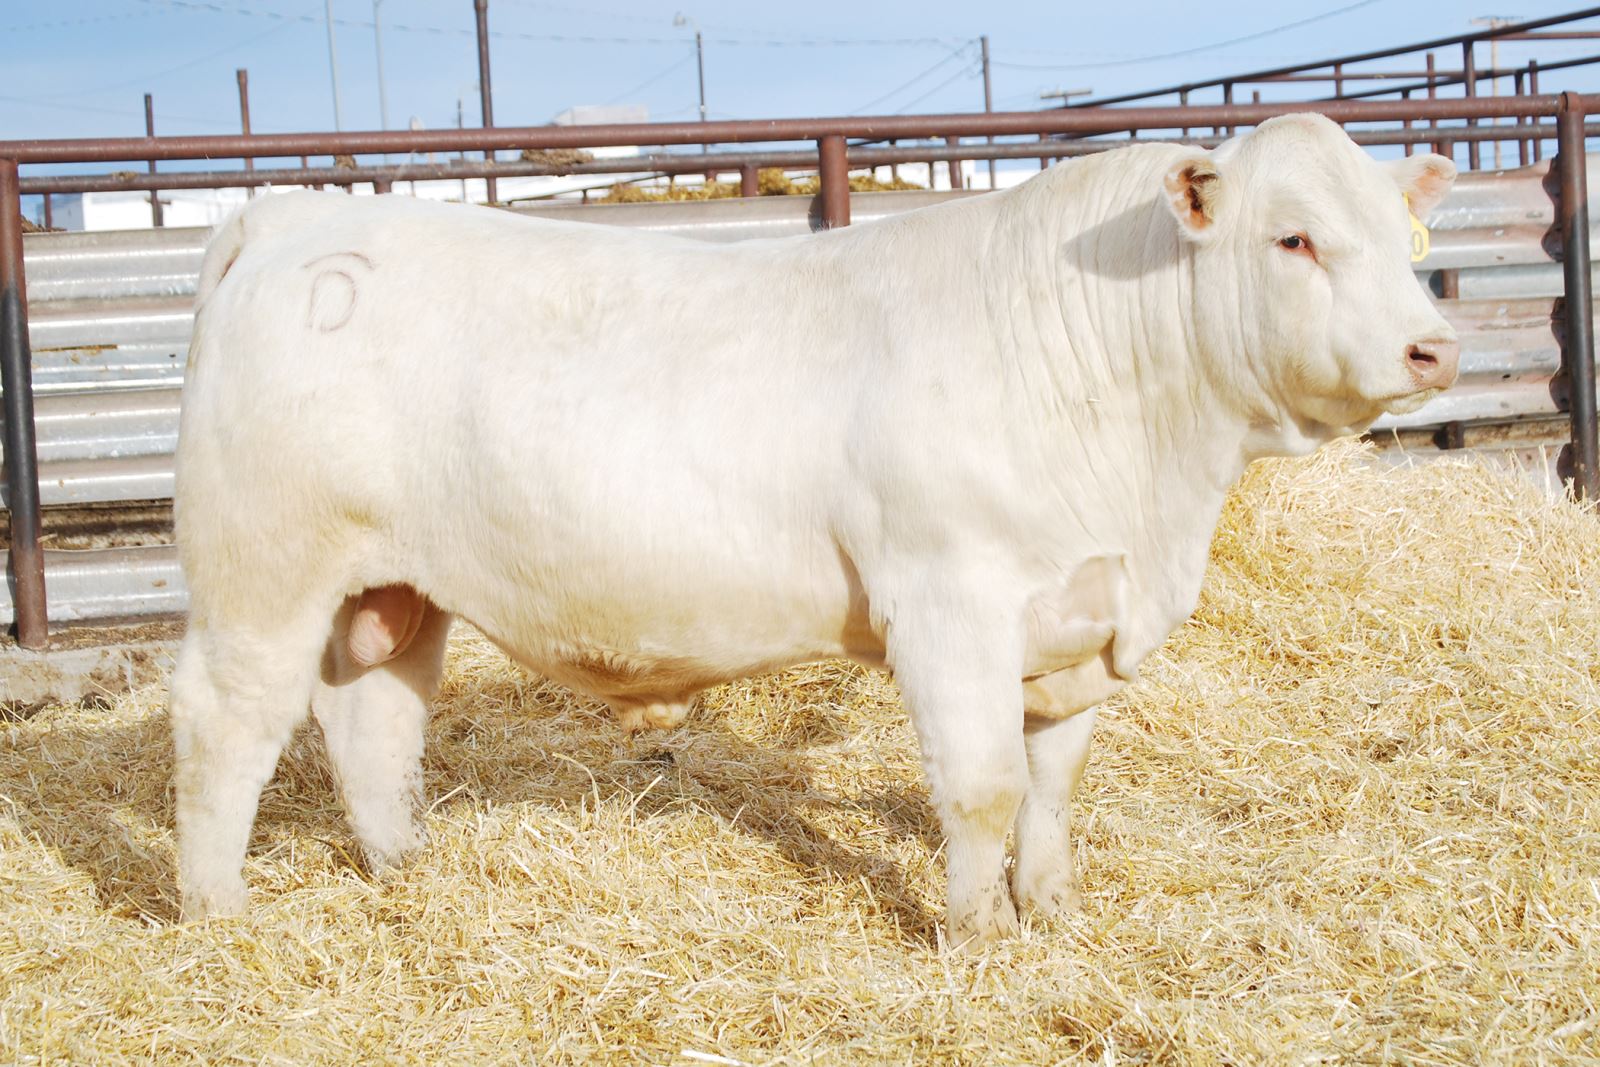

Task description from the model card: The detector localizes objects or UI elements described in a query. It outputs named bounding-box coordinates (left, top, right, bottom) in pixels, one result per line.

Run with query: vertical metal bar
left=0, top=159, right=48, bottom=648
left=1514, top=70, right=1528, bottom=167
left=41, top=194, right=51, bottom=230
left=817, top=134, right=849, bottom=229
left=474, top=0, right=497, bottom=204
left=237, top=69, right=255, bottom=199
left=1333, top=62, right=1344, bottom=99
left=946, top=136, right=963, bottom=191
left=1557, top=93, right=1598, bottom=499
left=980, top=35, right=995, bottom=191
left=739, top=164, right=758, bottom=197
left=373, top=178, right=392, bottom=194
left=143, top=94, right=163, bottom=228
left=1222, top=81, right=1233, bottom=137
left=1179, top=88, right=1189, bottom=140
left=1462, top=42, right=1479, bottom=170
left=1427, top=53, right=1440, bottom=156
left=1530, top=60, right=1543, bottom=163
left=1402, top=89, right=1414, bottom=157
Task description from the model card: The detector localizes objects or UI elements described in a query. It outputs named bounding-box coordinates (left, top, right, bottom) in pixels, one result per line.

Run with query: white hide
left=169, top=114, right=1457, bottom=944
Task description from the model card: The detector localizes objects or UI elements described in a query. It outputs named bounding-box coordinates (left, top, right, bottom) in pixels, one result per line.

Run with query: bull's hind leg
left=312, top=589, right=451, bottom=872
left=170, top=616, right=328, bottom=920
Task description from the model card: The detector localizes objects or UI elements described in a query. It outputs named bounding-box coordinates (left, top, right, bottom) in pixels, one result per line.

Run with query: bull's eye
left=1276, top=232, right=1318, bottom=259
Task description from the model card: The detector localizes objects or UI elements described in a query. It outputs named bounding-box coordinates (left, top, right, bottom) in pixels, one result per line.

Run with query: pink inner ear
left=1413, top=164, right=1451, bottom=205
left=1164, top=163, right=1216, bottom=232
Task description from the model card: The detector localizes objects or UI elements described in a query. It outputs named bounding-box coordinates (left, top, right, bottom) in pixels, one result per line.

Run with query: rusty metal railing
left=3, top=94, right=1597, bottom=646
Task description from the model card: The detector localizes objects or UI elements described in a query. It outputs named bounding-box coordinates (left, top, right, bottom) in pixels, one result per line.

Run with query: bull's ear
left=1162, top=155, right=1223, bottom=241
left=1388, top=153, right=1457, bottom=218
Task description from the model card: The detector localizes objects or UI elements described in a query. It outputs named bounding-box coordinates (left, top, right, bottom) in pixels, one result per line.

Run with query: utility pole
left=325, top=0, right=343, bottom=130
left=696, top=31, right=707, bottom=126
left=980, top=35, right=995, bottom=190
left=1040, top=87, right=1093, bottom=105
left=144, top=93, right=163, bottom=227
left=474, top=0, right=496, bottom=202
left=373, top=0, right=390, bottom=130
left=1471, top=15, right=1519, bottom=169
left=674, top=16, right=708, bottom=154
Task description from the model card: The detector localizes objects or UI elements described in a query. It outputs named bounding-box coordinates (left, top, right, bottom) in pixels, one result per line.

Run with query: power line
left=3, top=11, right=160, bottom=33
left=0, top=93, right=264, bottom=129
left=27, top=18, right=301, bottom=100
left=894, top=63, right=980, bottom=114
left=851, top=43, right=974, bottom=114
left=602, top=50, right=697, bottom=106
left=135, top=0, right=967, bottom=47
left=991, top=0, right=1384, bottom=71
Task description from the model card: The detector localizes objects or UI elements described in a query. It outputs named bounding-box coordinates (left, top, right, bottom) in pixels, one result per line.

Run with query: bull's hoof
left=357, top=832, right=424, bottom=877
left=614, top=700, right=692, bottom=733
left=179, top=883, right=247, bottom=922
left=1014, top=876, right=1083, bottom=926
left=947, top=891, right=1021, bottom=951
left=1011, top=870, right=1088, bottom=927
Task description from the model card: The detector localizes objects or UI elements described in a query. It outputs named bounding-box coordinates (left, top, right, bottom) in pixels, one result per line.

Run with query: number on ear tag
left=1405, top=194, right=1430, bottom=263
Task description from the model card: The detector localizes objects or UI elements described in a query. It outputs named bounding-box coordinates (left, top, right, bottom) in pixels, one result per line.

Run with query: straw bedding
left=2, top=441, right=1597, bottom=1064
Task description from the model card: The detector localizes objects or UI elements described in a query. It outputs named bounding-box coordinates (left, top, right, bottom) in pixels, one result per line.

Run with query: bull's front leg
left=887, top=587, right=1028, bottom=950
left=1012, top=656, right=1119, bottom=923
left=1013, top=706, right=1097, bottom=921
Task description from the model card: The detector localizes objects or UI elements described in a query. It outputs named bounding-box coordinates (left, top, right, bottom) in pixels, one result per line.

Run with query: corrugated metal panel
left=0, top=544, right=185, bottom=626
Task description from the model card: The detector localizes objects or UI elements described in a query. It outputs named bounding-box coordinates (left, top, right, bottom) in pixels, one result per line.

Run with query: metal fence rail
left=3, top=94, right=1598, bottom=643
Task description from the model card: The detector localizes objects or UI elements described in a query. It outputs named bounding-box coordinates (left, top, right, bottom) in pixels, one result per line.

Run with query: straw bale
left=2, top=441, right=1597, bottom=1064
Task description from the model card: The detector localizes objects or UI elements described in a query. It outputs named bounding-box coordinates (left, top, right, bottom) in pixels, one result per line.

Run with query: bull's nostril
left=1405, top=339, right=1459, bottom=389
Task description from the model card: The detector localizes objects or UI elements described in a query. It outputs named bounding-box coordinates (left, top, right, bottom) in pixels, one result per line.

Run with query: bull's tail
left=195, top=204, right=250, bottom=310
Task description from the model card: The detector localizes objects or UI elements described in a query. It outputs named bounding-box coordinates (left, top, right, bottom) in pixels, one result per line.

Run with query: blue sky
left=6, top=0, right=1600, bottom=148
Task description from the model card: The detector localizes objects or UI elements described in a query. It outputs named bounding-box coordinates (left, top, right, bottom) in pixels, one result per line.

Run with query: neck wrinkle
left=996, top=154, right=1255, bottom=520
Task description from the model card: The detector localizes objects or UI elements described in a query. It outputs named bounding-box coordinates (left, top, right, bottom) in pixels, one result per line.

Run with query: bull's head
left=1162, top=113, right=1459, bottom=449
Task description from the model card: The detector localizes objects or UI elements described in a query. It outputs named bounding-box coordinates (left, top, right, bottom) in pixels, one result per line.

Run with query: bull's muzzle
left=1405, top=338, right=1460, bottom=392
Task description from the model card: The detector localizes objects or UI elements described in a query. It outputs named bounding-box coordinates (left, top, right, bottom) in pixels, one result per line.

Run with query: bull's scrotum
left=169, top=114, right=1458, bottom=948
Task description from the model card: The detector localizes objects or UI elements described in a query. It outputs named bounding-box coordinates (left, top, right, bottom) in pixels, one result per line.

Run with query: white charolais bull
left=170, top=114, right=1458, bottom=946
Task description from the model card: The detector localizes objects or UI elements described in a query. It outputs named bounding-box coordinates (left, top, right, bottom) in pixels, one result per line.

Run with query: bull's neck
left=976, top=152, right=1259, bottom=646
left=991, top=152, right=1254, bottom=506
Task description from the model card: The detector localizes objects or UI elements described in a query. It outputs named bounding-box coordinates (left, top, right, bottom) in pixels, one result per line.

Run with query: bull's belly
left=422, top=547, right=872, bottom=718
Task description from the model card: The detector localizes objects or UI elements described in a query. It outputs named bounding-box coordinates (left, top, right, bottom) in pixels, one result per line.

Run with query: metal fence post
left=474, top=0, right=497, bottom=204
left=237, top=68, right=255, bottom=198
left=1462, top=42, right=1480, bottom=170
left=1557, top=93, right=1598, bottom=499
left=817, top=134, right=849, bottom=228
left=1530, top=61, right=1543, bottom=163
left=0, top=158, right=48, bottom=647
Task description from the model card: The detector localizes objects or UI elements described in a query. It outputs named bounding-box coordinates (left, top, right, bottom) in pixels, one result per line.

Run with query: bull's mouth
left=1380, top=386, right=1445, bottom=416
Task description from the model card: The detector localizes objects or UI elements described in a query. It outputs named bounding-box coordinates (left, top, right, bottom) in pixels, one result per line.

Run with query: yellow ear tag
left=1405, top=194, right=1430, bottom=263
